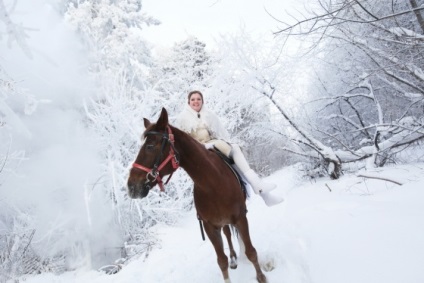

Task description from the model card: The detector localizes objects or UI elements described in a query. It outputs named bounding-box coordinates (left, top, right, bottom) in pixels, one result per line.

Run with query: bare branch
left=274, top=4, right=424, bottom=36
left=357, top=173, right=403, bottom=185
left=353, top=0, right=379, bottom=20
left=410, top=0, right=424, bottom=33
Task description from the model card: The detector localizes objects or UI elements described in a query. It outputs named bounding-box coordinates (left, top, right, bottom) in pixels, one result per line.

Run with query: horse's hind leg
left=235, top=215, right=267, bottom=283
left=223, top=225, right=237, bottom=269
left=203, top=222, right=231, bottom=283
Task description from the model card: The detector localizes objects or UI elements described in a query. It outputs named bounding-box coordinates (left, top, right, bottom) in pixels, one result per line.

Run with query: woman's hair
left=187, top=90, right=204, bottom=104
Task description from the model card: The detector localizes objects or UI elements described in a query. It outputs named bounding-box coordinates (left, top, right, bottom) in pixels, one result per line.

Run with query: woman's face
left=189, top=92, right=203, bottom=112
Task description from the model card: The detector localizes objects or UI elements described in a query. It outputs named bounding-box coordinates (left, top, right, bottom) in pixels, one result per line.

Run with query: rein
left=132, top=126, right=179, bottom=192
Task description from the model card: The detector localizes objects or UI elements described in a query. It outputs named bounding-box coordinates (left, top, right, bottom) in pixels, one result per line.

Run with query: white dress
left=175, top=104, right=230, bottom=142
left=175, top=104, right=233, bottom=156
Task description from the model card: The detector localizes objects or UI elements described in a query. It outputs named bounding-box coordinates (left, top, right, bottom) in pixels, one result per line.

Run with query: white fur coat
left=175, top=104, right=231, bottom=142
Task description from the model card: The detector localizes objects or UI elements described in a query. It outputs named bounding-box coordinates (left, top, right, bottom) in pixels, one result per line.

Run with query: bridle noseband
left=132, top=125, right=180, bottom=192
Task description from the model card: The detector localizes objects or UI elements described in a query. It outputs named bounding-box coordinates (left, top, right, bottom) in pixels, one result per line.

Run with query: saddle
left=211, top=148, right=247, bottom=197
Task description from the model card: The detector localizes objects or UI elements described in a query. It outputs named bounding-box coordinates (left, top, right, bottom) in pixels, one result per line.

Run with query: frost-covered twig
left=410, top=0, right=424, bottom=32
left=0, top=145, right=9, bottom=174
left=274, top=1, right=424, bottom=36
left=0, top=0, right=34, bottom=58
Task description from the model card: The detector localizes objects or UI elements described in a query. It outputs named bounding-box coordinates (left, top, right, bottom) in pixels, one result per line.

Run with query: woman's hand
left=204, top=143, right=214, bottom=150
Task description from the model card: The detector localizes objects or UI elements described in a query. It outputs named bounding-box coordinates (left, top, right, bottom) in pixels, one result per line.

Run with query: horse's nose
left=127, top=179, right=134, bottom=190
left=127, top=179, right=150, bottom=199
left=127, top=176, right=139, bottom=197
left=127, top=183, right=136, bottom=198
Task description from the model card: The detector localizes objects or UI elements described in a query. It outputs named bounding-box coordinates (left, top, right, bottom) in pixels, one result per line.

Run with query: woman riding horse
left=176, top=90, right=284, bottom=206
left=128, top=108, right=270, bottom=283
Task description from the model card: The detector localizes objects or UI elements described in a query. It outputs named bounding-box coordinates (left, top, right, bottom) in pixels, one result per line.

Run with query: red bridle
left=132, top=125, right=179, bottom=192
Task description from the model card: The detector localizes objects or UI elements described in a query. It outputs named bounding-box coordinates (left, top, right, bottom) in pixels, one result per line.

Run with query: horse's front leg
left=203, top=222, right=231, bottom=283
left=223, top=225, right=237, bottom=269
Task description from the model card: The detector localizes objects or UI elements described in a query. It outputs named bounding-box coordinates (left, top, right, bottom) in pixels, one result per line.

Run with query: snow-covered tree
left=148, top=36, right=216, bottom=115
left=65, top=0, right=158, bottom=80
left=206, top=30, right=300, bottom=174
left=1, top=0, right=100, bottom=278
left=266, top=0, right=424, bottom=177
left=0, top=2, right=40, bottom=279
left=65, top=0, right=195, bottom=267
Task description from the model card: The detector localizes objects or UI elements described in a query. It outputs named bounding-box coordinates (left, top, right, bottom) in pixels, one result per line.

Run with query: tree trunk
left=410, top=0, right=424, bottom=33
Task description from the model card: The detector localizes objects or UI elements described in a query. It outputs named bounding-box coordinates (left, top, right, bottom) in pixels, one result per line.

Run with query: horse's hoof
left=230, top=256, right=238, bottom=269
left=261, top=258, right=275, bottom=272
left=257, top=273, right=267, bottom=283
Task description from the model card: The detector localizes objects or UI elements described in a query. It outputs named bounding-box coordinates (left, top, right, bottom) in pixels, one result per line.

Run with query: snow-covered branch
left=274, top=0, right=424, bottom=36
left=0, top=0, right=34, bottom=58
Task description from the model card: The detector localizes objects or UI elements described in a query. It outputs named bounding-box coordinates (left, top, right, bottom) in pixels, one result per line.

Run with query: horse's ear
left=156, top=107, right=168, bottom=129
left=144, top=118, right=151, bottom=129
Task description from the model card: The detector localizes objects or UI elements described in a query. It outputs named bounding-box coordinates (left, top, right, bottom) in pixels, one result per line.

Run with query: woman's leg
left=210, top=141, right=283, bottom=206
left=230, top=144, right=276, bottom=194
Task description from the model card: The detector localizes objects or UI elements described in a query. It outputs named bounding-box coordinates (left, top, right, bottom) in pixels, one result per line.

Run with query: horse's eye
left=146, top=144, right=154, bottom=151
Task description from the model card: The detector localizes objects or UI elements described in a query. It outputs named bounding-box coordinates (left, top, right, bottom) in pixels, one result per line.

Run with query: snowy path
left=23, top=164, right=424, bottom=283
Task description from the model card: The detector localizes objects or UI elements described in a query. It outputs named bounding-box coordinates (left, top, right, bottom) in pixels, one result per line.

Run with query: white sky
left=141, top=0, right=302, bottom=49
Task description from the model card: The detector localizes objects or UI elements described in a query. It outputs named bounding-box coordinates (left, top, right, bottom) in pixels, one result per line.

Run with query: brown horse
left=127, top=108, right=267, bottom=283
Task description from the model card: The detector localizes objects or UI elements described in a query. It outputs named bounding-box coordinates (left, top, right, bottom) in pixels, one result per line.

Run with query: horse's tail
left=230, top=225, right=248, bottom=266
left=230, top=225, right=238, bottom=238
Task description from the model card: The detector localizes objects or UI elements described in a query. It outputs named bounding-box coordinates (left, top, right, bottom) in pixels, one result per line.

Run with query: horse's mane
left=169, top=123, right=204, bottom=149
left=142, top=122, right=203, bottom=152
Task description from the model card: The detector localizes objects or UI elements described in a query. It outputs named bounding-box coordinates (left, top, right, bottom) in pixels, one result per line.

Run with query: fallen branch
left=325, top=183, right=332, bottom=192
left=357, top=174, right=403, bottom=185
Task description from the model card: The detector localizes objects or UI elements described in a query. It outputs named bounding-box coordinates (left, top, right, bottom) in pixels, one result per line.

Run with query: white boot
left=261, top=191, right=284, bottom=207
left=243, top=169, right=276, bottom=195
left=230, top=145, right=277, bottom=195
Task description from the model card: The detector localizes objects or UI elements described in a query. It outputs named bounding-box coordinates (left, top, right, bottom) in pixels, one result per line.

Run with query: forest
left=1, top=0, right=423, bottom=281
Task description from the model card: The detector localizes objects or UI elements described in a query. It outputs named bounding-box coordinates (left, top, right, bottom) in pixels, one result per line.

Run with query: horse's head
left=127, top=108, right=179, bottom=199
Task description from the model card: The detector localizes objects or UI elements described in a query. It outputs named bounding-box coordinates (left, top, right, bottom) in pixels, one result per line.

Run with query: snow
left=19, top=163, right=424, bottom=283
left=389, top=27, right=424, bottom=39
left=2, top=1, right=424, bottom=282
left=404, top=93, right=422, bottom=99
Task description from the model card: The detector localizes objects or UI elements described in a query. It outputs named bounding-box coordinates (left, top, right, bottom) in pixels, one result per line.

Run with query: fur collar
left=176, top=104, right=230, bottom=141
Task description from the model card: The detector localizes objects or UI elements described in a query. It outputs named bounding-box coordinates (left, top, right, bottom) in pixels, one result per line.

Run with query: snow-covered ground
left=20, top=163, right=424, bottom=283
